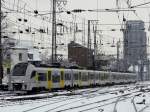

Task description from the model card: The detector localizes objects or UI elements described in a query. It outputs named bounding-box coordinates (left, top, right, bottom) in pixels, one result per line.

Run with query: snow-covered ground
left=0, top=82, right=150, bottom=112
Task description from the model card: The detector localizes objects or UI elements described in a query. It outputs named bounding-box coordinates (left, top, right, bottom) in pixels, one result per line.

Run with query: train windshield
left=12, top=63, right=28, bottom=76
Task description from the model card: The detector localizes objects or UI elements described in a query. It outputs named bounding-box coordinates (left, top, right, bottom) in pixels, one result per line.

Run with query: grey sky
left=3, top=0, right=150, bottom=56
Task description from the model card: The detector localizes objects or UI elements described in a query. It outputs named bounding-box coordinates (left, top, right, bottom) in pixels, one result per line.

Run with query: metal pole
left=93, top=25, right=97, bottom=69
left=0, top=0, right=3, bottom=84
left=117, top=41, right=120, bottom=72
left=87, top=20, right=91, bottom=68
left=139, top=59, right=144, bottom=81
left=82, top=19, right=86, bottom=46
left=51, top=0, right=57, bottom=63
left=73, top=22, right=76, bottom=42
left=147, top=60, right=150, bottom=80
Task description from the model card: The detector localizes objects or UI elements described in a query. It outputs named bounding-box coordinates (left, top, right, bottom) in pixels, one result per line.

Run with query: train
left=10, top=62, right=137, bottom=91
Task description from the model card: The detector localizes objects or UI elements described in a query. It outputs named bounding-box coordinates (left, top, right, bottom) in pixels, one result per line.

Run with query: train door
left=79, top=71, right=82, bottom=87
left=37, top=72, right=47, bottom=89
left=82, top=71, right=88, bottom=86
left=29, top=71, right=39, bottom=90
left=95, top=71, right=99, bottom=85
left=100, top=72, right=105, bottom=84
left=91, top=72, right=95, bottom=85
left=73, top=70, right=79, bottom=87
left=52, top=69, right=61, bottom=88
left=47, top=69, right=52, bottom=90
left=88, top=71, right=90, bottom=85
left=60, top=69, right=65, bottom=88
left=64, top=69, right=72, bottom=88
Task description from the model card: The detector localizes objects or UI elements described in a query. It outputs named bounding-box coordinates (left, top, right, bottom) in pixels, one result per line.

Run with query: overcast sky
left=3, top=0, right=150, bottom=57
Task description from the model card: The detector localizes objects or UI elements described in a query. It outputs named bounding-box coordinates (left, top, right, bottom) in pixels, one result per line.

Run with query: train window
left=12, top=63, right=28, bottom=76
left=7, top=68, right=10, bottom=74
left=89, top=73, right=91, bottom=79
left=48, top=71, right=51, bottom=80
left=74, top=73, right=78, bottom=80
left=38, top=73, right=47, bottom=81
left=101, top=74, right=105, bottom=80
left=61, top=71, right=64, bottom=80
left=89, top=73, right=94, bottom=80
left=88, top=73, right=90, bottom=79
left=52, top=75, right=60, bottom=83
left=104, top=73, right=109, bottom=80
left=30, top=71, right=36, bottom=78
left=19, top=53, right=22, bottom=61
left=99, top=73, right=101, bottom=79
left=65, top=73, right=71, bottom=80
left=82, top=73, right=87, bottom=81
left=112, top=75, right=116, bottom=79
left=95, top=73, right=99, bottom=79
left=116, top=75, right=119, bottom=80
left=79, top=72, right=81, bottom=80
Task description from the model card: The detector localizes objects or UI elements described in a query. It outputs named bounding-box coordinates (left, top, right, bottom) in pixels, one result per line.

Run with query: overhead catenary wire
left=130, top=1, right=150, bottom=8
left=2, top=0, right=150, bottom=52
left=3, top=2, right=150, bottom=27
left=2, top=0, right=150, bottom=25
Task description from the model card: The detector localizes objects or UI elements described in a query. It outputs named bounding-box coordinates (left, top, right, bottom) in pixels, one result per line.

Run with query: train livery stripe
left=35, top=72, right=39, bottom=87
left=47, top=69, right=52, bottom=89
left=60, top=69, right=65, bottom=88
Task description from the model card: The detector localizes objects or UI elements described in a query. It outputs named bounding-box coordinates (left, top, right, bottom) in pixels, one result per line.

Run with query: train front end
left=11, top=62, right=31, bottom=91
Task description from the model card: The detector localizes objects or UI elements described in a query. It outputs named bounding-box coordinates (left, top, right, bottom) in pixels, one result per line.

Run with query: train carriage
left=10, top=62, right=137, bottom=92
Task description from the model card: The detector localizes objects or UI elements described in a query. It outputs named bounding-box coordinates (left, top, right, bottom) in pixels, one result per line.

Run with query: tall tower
left=123, top=20, right=147, bottom=72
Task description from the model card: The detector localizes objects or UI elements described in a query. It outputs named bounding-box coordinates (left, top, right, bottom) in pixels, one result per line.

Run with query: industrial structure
left=123, top=20, right=147, bottom=67
left=68, top=41, right=93, bottom=68
left=68, top=41, right=115, bottom=70
left=123, top=20, right=149, bottom=80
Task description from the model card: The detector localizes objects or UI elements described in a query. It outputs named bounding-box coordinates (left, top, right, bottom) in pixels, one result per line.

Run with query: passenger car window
left=31, top=71, right=36, bottom=78
left=65, top=73, right=71, bottom=80
left=38, top=73, right=47, bottom=81
left=52, top=74, right=60, bottom=83
left=74, top=73, right=78, bottom=80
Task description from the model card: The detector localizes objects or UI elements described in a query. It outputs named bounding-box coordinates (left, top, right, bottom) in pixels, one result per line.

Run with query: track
left=0, top=84, right=150, bottom=112
left=20, top=85, right=142, bottom=112
left=45, top=91, right=142, bottom=112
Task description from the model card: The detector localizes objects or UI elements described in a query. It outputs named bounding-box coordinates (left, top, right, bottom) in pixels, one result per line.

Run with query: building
left=3, top=47, right=28, bottom=84
left=123, top=20, right=147, bottom=70
left=68, top=41, right=93, bottom=68
left=2, top=38, right=41, bottom=84
left=4, top=47, right=28, bottom=69
left=95, top=54, right=115, bottom=70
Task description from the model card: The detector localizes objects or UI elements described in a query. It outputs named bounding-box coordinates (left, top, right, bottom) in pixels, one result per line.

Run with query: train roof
left=16, top=62, right=136, bottom=75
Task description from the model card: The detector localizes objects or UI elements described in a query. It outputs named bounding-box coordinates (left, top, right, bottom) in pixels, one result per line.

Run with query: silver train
left=10, top=62, right=137, bottom=91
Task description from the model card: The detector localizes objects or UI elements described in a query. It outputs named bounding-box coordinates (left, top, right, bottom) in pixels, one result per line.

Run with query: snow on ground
left=0, top=83, right=150, bottom=112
